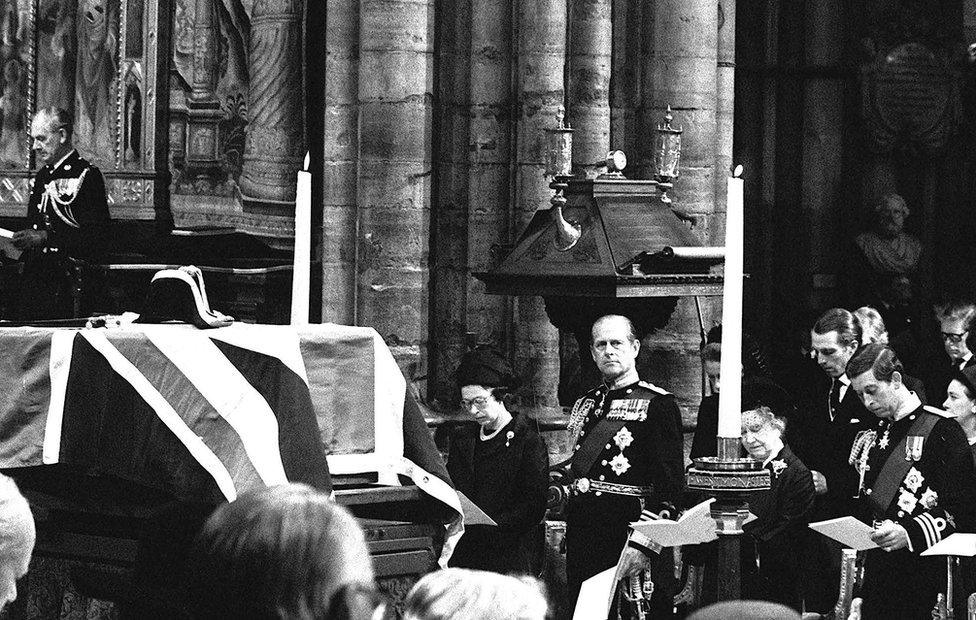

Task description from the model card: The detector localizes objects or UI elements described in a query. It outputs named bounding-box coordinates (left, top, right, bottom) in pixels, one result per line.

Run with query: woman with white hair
left=0, top=474, right=35, bottom=609
left=184, top=483, right=380, bottom=619
left=739, top=407, right=815, bottom=613
left=403, top=568, right=547, bottom=620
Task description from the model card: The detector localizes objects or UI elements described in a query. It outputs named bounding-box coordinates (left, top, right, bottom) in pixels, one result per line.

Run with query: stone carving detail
left=239, top=0, right=305, bottom=205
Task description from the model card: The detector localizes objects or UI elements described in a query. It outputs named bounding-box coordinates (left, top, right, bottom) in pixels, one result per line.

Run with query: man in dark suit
left=926, top=301, right=976, bottom=402
left=788, top=308, right=872, bottom=614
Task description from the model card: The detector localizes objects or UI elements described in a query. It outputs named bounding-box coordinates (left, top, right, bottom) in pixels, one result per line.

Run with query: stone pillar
left=467, top=0, right=513, bottom=348
left=240, top=0, right=305, bottom=207
left=715, top=0, right=735, bottom=245
left=515, top=0, right=565, bottom=414
left=185, top=0, right=223, bottom=187
left=321, top=0, right=359, bottom=324
left=802, top=0, right=846, bottom=309
left=648, top=0, right=718, bottom=228
left=429, top=1, right=472, bottom=405
left=189, top=0, right=218, bottom=104
left=357, top=0, right=434, bottom=369
left=567, top=0, right=611, bottom=178
left=644, top=0, right=719, bottom=428
left=610, top=0, right=641, bottom=156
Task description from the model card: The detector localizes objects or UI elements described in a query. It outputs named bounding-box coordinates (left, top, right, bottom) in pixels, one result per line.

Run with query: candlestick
left=717, top=167, right=744, bottom=439
left=291, top=152, right=311, bottom=325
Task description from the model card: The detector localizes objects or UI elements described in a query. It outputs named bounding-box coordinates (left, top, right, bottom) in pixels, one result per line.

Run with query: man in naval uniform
left=10, top=107, right=110, bottom=320
left=564, top=314, right=684, bottom=618
left=847, top=343, right=976, bottom=620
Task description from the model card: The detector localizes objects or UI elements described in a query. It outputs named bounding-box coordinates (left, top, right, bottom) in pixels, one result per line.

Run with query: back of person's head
left=402, top=568, right=547, bottom=620
left=704, top=324, right=770, bottom=377
left=846, top=342, right=903, bottom=383
left=854, top=306, right=888, bottom=345
left=934, top=300, right=976, bottom=326
left=185, top=483, right=377, bottom=620
left=688, top=600, right=800, bottom=620
left=0, top=474, right=35, bottom=608
left=812, top=307, right=862, bottom=347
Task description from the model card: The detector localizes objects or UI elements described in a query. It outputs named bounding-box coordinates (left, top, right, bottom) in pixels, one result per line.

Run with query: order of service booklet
left=809, top=516, right=880, bottom=551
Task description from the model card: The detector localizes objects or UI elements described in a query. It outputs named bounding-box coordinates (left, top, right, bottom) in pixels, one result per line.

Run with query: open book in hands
left=630, top=498, right=722, bottom=548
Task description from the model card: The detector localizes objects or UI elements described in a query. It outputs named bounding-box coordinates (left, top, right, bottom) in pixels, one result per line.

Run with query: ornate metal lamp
left=545, top=106, right=581, bottom=251
left=654, top=106, right=682, bottom=205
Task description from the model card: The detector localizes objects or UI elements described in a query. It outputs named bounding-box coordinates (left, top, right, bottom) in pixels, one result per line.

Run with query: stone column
left=644, top=0, right=719, bottom=428
left=429, top=1, right=472, bottom=404
left=648, top=0, right=718, bottom=227
left=715, top=0, right=735, bottom=245
left=515, top=0, right=565, bottom=415
left=189, top=0, right=218, bottom=104
left=610, top=0, right=641, bottom=156
left=357, top=0, right=434, bottom=369
left=567, top=0, right=611, bottom=178
left=802, top=0, right=846, bottom=309
left=240, top=0, right=305, bottom=207
left=321, top=0, right=359, bottom=324
left=185, top=0, right=223, bottom=187
left=467, top=0, right=513, bottom=349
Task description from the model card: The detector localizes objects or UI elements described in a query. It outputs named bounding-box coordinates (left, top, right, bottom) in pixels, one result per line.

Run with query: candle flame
left=304, top=152, right=310, bottom=171
left=732, top=164, right=743, bottom=178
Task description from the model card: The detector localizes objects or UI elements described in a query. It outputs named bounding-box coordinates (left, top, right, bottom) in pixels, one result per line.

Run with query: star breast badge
left=610, top=453, right=631, bottom=475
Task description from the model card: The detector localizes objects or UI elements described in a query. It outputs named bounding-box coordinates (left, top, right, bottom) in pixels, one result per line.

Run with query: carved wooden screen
left=0, top=0, right=168, bottom=220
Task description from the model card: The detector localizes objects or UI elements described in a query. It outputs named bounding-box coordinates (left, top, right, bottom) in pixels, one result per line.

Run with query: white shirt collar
left=892, top=391, right=923, bottom=421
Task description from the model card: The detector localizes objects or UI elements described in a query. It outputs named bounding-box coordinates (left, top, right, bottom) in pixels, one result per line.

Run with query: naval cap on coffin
left=135, top=265, right=234, bottom=329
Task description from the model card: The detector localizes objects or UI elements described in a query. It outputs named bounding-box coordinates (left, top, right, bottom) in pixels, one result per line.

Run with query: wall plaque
left=865, top=42, right=955, bottom=152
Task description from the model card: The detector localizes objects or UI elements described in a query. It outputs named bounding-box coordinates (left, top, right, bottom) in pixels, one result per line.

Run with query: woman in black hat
left=943, top=366, right=976, bottom=463
left=445, top=349, right=549, bottom=575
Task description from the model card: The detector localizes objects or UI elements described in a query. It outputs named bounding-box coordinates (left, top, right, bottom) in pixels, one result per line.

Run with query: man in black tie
left=926, top=301, right=976, bottom=401
left=788, top=308, right=872, bottom=614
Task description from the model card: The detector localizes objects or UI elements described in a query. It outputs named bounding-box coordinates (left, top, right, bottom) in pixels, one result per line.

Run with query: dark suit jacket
left=743, top=444, right=815, bottom=611
left=788, top=378, right=871, bottom=520
left=924, top=355, right=976, bottom=408
left=446, top=413, right=549, bottom=574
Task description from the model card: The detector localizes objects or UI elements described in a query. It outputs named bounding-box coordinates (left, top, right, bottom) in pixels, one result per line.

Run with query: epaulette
left=923, top=405, right=955, bottom=418
left=638, top=380, right=670, bottom=396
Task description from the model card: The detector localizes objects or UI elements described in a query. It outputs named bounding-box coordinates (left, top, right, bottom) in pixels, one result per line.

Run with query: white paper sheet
left=809, top=516, right=879, bottom=551
left=573, top=566, right=616, bottom=620
left=921, top=533, right=976, bottom=557
left=456, top=491, right=497, bottom=526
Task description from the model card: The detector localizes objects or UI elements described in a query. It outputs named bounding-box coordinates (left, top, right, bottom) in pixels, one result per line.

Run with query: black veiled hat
left=455, top=349, right=520, bottom=389
left=954, top=365, right=976, bottom=397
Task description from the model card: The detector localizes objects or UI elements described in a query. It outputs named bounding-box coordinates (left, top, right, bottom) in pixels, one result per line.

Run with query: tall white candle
left=718, top=167, right=744, bottom=438
left=290, top=152, right=311, bottom=325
